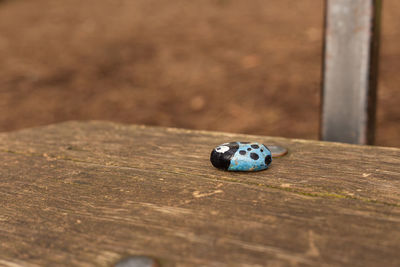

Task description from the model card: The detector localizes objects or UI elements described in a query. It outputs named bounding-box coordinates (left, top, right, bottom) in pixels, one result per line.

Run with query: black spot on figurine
left=250, top=153, right=259, bottom=160
left=251, top=144, right=259, bottom=149
left=247, top=148, right=252, bottom=151
left=265, top=155, right=272, bottom=165
left=239, top=150, right=246, bottom=155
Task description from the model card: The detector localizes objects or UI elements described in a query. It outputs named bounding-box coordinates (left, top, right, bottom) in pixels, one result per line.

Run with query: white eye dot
left=216, top=145, right=229, bottom=153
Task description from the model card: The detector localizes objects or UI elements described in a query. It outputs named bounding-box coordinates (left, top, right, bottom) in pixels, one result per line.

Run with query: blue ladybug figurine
left=210, top=142, right=272, bottom=171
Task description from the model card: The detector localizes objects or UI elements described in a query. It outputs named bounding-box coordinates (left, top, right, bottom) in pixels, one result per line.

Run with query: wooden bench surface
left=0, top=121, right=399, bottom=266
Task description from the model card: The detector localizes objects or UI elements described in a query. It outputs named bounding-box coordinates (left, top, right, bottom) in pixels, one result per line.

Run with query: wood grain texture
left=0, top=121, right=399, bottom=266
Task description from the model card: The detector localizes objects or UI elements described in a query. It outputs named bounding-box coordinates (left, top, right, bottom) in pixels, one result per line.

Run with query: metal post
left=321, top=0, right=381, bottom=144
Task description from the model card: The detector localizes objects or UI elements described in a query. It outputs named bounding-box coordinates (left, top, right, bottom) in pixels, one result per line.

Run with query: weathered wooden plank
left=0, top=121, right=399, bottom=266
left=321, top=0, right=382, bottom=144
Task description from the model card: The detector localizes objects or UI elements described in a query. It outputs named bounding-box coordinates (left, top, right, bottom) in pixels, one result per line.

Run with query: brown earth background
left=0, top=0, right=399, bottom=147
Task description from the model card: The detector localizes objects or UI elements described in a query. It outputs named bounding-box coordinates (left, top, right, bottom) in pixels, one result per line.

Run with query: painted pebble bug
left=210, top=142, right=272, bottom=171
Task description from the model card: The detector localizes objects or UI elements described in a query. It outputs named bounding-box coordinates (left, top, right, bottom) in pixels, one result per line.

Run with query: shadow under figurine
left=210, top=142, right=272, bottom=171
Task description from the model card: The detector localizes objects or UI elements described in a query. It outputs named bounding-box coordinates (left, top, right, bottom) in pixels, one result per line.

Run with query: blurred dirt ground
left=0, top=0, right=399, bottom=147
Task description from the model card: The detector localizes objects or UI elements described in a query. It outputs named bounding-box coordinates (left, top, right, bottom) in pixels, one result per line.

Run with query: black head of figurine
left=210, top=142, right=239, bottom=170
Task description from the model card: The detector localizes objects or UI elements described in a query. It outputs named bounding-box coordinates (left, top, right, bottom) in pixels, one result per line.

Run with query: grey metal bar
left=321, top=0, right=381, bottom=144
